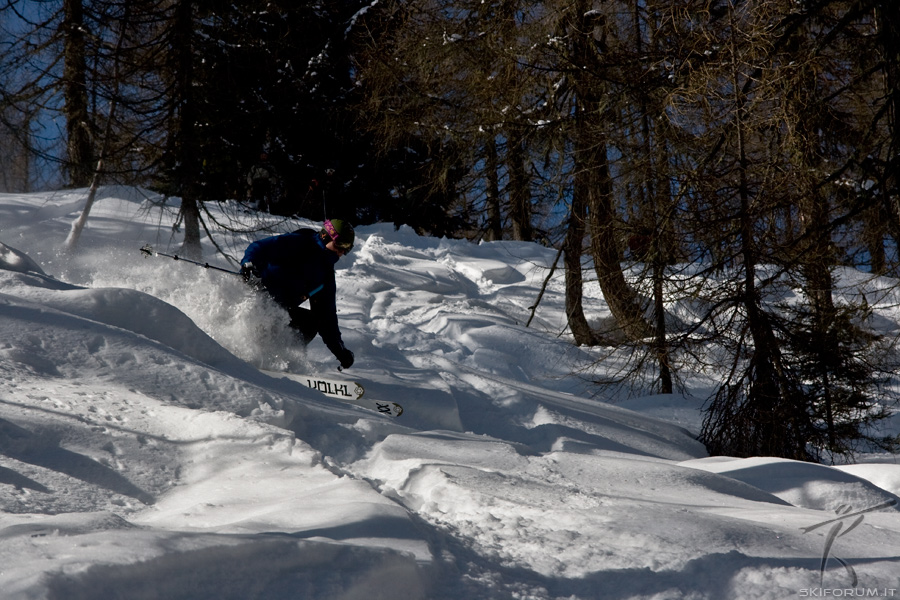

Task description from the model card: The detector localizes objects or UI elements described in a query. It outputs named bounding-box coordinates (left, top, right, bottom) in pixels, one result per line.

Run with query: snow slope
left=1, top=189, right=899, bottom=599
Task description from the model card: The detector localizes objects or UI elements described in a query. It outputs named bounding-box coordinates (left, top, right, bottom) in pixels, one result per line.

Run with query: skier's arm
left=241, top=236, right=274, bottom=269
left=310, top=282, right=353, bottom=368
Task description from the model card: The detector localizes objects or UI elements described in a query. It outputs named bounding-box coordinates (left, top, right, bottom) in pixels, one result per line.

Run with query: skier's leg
left=286, top=306, right=319, bottom=345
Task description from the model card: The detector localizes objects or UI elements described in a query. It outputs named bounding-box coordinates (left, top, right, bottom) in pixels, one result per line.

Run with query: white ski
left=263, top=370, right=403, bottom=417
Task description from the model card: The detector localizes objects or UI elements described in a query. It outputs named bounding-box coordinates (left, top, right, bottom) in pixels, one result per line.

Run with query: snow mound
left=0, top=241, right=46, bottom=275
left=835, top=463, right=900, bottom=496
left=681, top=456, right=900, bottom=511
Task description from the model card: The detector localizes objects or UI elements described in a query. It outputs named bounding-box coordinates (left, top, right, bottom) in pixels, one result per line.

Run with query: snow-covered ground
left=1, top=188, right=899, bottom=599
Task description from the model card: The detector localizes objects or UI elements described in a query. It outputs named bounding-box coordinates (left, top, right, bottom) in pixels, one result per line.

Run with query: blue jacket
left=242, top=229, right=344, bottom=354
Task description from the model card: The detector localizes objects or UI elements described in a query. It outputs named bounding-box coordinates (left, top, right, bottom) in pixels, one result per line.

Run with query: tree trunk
left=652, top=257, right=673, bottom=393
left=587, top=165, right=653, bottom=341
left=876, top=1, right=900, bottom=272
left=174, top=0, right=202, bottom=260
left=484, top=136, right=503, bottom=241
left=506, top=128, right=532, bottom=241
left=63, top=0, right=93, bottom=187
left=571, top=0, right=652, bottom=343
left=564, top=193, right=596, bottom=346
left=65, top=7, right=130, bottom=254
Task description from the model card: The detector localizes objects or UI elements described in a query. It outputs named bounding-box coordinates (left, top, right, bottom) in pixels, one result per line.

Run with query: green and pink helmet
left=321, top=219, right=355, bottom=252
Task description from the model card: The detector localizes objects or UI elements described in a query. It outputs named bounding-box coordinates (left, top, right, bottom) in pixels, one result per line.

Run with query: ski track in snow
left=2, top=189, right=900, bottom=599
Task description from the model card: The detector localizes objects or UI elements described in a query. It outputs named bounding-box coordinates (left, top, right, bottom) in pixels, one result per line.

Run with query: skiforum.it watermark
left=798, top=589, right=897, bottom=597
left=797, top=498, right=897, bottom=597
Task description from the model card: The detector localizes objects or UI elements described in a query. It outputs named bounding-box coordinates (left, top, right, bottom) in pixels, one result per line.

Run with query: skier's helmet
left=322, top=219, right=355, bottom=252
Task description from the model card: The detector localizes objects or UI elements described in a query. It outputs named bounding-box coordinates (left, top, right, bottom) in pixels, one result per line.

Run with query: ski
left=262, top=370, right=403, bottom=417
left=301, top=375, right=365, bottom=400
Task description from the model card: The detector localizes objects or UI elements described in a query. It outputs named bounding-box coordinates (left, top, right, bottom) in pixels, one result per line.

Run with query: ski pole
left=139, top=244, right=241, bottom=276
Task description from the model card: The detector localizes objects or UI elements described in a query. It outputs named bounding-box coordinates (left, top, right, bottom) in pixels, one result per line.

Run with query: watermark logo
left=798, top=590, right=896, bottom=597
left=798, top=498, right=897, bottom=596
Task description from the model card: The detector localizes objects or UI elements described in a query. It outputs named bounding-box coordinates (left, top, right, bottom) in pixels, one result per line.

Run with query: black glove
left=337, top=347, right=354, bottom=370
left=241, top=262, right=261, bottom=287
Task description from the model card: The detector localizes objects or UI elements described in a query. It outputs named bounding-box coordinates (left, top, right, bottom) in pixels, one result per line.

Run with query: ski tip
left=373, top=401, right=403, bottom=417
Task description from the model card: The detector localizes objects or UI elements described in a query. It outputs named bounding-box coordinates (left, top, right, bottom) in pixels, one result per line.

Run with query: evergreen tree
left=777, top=294, right=899, bottom=461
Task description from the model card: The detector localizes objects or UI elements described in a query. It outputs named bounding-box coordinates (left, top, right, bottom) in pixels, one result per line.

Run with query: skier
left=240, top=219, right=356, bottom=369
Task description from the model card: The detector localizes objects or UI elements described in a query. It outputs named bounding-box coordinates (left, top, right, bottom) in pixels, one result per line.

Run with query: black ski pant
left=286, top=305, right=319, bottom=345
